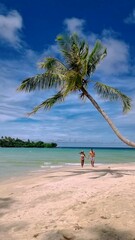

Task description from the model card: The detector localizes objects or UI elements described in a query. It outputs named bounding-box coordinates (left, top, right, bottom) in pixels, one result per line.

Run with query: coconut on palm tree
left=17, top=33, right=135, bottom=147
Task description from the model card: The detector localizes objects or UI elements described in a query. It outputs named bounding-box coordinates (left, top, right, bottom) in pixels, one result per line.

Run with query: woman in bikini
left=79, top=151, right=86, bottom=168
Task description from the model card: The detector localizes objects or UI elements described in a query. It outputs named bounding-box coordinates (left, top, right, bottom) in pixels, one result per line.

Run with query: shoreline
left=1, top=161, right=135, bottom=183
left=1, top=147, right=135, bottom=181
left=0, top=163, right=135, bottom=239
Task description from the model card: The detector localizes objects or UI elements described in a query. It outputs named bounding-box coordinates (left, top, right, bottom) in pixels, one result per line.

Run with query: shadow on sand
left=40, top=225, right=135, bottom=240
left=0, top=197, right=15, bottom=209
left=43, top=167, right=135, bottom=180
left=0, top=221, right=28, bottom=240
left=0, top=197, right=16, bottom=217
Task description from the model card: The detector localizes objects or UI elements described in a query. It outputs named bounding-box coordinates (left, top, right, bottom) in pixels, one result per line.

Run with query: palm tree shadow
left=0, top=197, right=15, bottom=209
left=89, top=168, right=135, bottom=179
left=0, top=221, right=28, bottom=239
left=38, top=225, right=135, bottom=240
left=44, top=168, right=135, bottom=180
left=0, top=197, right=15, bottom=217
left=92, top=225, right=135, bottom=240
left=44, top=170, right=91, bottom=179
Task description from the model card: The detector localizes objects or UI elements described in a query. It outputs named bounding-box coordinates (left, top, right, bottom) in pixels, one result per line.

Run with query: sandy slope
left=0, top=163, right=135, bottom=240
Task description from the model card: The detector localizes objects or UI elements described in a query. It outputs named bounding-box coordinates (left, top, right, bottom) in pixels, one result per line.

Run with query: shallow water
left=0, top=147, right=135, bottom=180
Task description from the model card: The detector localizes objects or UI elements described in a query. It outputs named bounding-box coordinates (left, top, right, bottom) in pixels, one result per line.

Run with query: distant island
left=0, top=136, right=57, bottom=148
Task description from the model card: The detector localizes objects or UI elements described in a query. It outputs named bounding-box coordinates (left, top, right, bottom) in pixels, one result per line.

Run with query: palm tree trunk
left=81, top=86, right=135, bottom=147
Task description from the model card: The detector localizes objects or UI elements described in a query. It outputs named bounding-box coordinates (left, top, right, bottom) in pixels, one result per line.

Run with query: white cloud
left=98, top=35, right=130, bottom=76
left=124, top=9, right=135, bottom=24
left=41, top=44, right=60, bottom=60
left=0, top=16, right=135, bottom=146
left=86, top=30, right=130, bottom=76
left=0, top=9, right=23, bottom=47
left=0, top=50, right=41, bottom=123
left=64, top=17, right=85, bottom=36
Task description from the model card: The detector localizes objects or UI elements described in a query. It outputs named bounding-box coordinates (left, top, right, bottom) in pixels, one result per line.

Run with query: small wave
left=65, top=163, right=91, bottom=166
left=64, top=163, right=80, bottom=166
left=40, top=165, right=52, bottom=168
left=40, top=164, right=63, bottom=169
left=31, top=169, right=47, bottom=173
left=50, top=165, right=63, bottom=168
left=44, top=162, right=51, bottom=165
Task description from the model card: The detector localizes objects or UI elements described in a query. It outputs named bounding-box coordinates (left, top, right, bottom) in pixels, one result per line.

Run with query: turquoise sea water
left=0, top=147, right=135, bottom=180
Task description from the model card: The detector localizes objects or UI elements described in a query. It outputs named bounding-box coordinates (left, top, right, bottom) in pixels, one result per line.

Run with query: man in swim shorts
left=89, top=148, right=95, bottom=167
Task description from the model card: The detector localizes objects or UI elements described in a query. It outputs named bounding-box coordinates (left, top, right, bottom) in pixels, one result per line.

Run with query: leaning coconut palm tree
left=17, top=33, right=135, bottom=147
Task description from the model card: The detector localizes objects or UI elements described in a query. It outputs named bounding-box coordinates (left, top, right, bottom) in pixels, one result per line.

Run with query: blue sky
left=0, top=0, right=135, bottom=147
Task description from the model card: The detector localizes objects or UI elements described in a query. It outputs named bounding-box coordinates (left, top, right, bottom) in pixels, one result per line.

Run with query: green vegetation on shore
left=0, top=136, right=57, bottom=148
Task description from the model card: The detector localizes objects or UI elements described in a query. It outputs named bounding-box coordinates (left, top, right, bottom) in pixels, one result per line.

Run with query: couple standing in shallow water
left=79, top=149, right=95, bottom=168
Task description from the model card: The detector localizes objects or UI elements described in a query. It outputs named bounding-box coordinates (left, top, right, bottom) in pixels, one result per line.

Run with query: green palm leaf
left=57, top=33, right=88, bottom=74
left=17, top=73, right=63, bottom=92
left=94, top=82, right=131, bottom=112
left=28, top=91, right=65, bottom=115
left=17, top=58, right=67, bottom=92
left=40, top=57, right=67, bottom=73
left=87, top=41, right=107, bottom=76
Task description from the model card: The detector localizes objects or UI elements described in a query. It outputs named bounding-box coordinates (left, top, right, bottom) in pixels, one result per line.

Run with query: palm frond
left=17, top=57, right=68, bottom=93
left=62, top=70, right=83, bottom=96
left=79, top=41, right=89, bottom=77
left=80, top=41, right=89, bottom=59
left=40, top=57, right=67, bottom=73
left=94, top=82, right=131, bottom=113
left=57, top=34, right=89, bottom=74
left=17, top=72, right=64, bottom=92
left=87, top=41, right=107, bottom=76
left=28, top=91, right=65, bottom=115
left=56, top=34, right=71, bottom=62
left=59, top=34, right=81, bottom=70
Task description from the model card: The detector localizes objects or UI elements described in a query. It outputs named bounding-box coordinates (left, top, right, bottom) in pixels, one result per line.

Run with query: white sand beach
left=0, top=163, right=135, bottom=240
